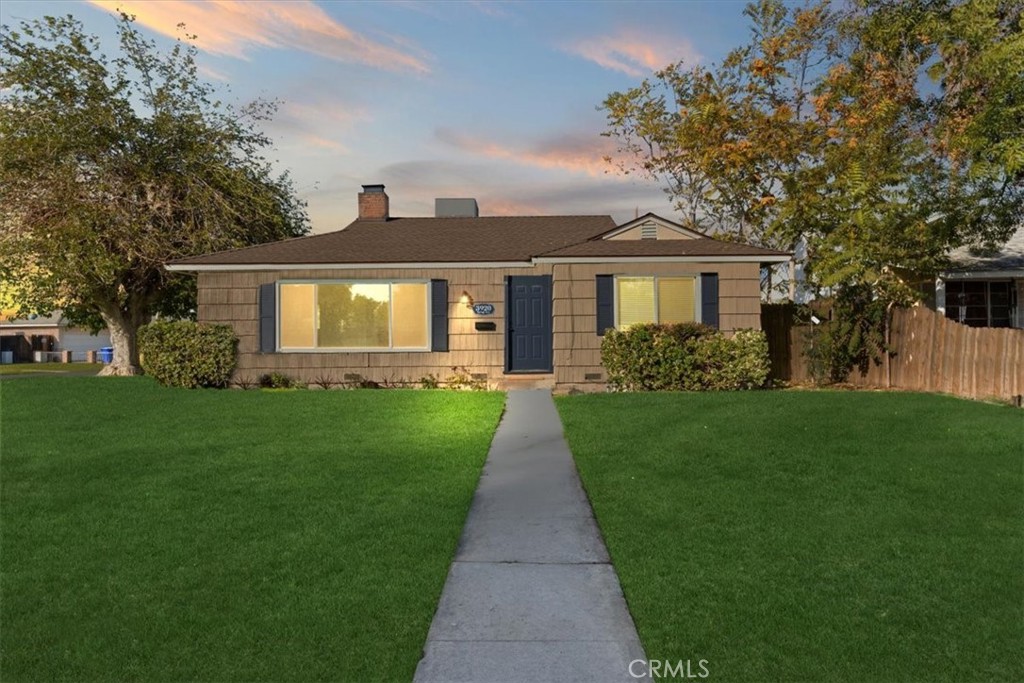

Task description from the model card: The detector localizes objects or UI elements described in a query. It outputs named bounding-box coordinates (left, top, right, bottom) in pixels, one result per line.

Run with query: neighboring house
left=936, top=224, right=1024, bottom=328
left=0, top=312, right=111, bottom=362
left=167, top=185, right=790, bottom=389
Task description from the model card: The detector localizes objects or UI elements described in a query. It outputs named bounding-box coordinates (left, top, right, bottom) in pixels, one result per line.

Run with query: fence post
left=884, top=302, right=894, bottom=388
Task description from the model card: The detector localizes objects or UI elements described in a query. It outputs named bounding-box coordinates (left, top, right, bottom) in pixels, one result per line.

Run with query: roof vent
left=435, top=198, right=479, bottom=218
left=641, top=222, right=658, bottom=240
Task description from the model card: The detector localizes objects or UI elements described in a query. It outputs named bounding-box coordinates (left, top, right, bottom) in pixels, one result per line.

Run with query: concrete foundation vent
left=435, top=198, right=479, bottom=218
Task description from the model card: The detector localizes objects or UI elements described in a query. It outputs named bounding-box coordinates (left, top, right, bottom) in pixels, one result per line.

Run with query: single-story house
left=167, top=185, right=790, bottom=390
left=0, top=311, right=111, bottom=363
left=935, top=224, right=1024, bottom=328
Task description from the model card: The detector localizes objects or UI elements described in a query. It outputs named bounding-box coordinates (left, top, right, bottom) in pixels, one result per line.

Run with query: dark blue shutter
left=596, top=275, right=614, bottom=335
left=430, top=280, right=448, bottom=352
left=259, top=283, right=276, bottom=352
left=701, top=273, right=719, bottom=329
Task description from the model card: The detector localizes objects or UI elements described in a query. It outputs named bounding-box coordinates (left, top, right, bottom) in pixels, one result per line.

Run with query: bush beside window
left=601, top=323, right=769, bottom=391
left=139, top=321, right=238, bottom=388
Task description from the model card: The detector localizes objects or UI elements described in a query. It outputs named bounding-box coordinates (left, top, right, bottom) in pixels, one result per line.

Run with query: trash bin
left=98, top=347, right=114, bottom=364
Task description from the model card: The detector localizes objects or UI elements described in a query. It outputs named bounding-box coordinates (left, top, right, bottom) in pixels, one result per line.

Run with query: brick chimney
left=358, top=184, right=389, bottom=221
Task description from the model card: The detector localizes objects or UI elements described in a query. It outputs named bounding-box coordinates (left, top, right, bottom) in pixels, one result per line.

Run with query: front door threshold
left=494, top=374, right=556, bottom=390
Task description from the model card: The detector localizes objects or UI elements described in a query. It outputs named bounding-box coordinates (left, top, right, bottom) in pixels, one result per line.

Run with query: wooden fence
left=762, top=304, right=1024, bottom=402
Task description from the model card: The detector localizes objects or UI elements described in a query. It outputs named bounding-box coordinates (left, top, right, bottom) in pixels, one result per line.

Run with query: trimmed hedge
left=139, top=320, right=238, bottom=388
left=601, top=323, right=770, bottom=391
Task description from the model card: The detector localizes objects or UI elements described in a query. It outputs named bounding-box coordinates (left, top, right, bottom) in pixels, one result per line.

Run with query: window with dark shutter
left=259, top=283, right=276, bottom=352
left=596, top=275, right=614, bottom=335
left=430, top=279, right=449, bottom=351
left=700, top=273, right=719, bottom=329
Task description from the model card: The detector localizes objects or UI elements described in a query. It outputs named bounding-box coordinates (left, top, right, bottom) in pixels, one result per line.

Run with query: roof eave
left=167, top=253, right=791, bottom=272
left=534, top=254, right=791, bottom=264
left=166, top=260, right=536, bottom=272
left=940, top=268, right=1024, bottom=279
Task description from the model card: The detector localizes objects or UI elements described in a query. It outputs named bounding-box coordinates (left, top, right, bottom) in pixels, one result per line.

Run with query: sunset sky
left=1, top=1, right=754, bottom=232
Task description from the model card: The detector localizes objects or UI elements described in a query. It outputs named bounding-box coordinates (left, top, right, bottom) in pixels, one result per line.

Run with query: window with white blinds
left=616, top=278, right=657, bottom=328
left=657, top=277, right=696, bottom=323
left=614, top=276, right=697, bottom=329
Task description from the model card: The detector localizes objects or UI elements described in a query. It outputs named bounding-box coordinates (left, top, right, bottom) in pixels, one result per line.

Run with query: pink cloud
left=281, top=101, right=364, bottom=128
left=564, top=30, right=700, bottom=77
left=300, top=134, right=348, bottom=152
left=481, top=198, right=545, bottom=216
left=269, top=99, right=365, bottom=153
left=437, top=128, right=618, bottom=177
left=196, top=63, right=229, bottom=82
left=88, top=0, right=430, bottom=74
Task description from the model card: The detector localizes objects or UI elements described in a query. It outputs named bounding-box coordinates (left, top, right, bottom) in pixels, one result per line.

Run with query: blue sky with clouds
left=1, top=1, right=756, bottom=232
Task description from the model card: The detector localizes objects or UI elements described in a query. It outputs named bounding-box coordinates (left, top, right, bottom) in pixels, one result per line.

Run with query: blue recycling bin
left=98, top=347, right=114, bottom=364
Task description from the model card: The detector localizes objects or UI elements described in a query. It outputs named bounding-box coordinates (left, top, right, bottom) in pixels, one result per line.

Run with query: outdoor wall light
left=460, top=291, right=475, bottom=309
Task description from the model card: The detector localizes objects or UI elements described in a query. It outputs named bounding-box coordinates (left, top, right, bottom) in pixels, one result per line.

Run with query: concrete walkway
left=414, top=390, right=647, bottom=683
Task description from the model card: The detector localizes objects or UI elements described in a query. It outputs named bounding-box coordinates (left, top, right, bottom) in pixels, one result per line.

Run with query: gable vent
left=640, top=222, right=658, bottom=240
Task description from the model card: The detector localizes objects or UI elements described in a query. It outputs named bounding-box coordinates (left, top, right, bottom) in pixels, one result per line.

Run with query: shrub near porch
left=557, top=391, right=1023, bottom=682
left=601, top=323, right=770, bottom=391
left=1, top=378, right=505, bottom=682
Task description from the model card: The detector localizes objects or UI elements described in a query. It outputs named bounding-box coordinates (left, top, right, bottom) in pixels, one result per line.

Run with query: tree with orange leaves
left=603, top=0, right=1022, bottom=311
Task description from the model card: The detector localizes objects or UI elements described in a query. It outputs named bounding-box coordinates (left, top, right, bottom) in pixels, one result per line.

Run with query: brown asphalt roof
left=171, top=215, right=617, bottom=265
left=169, top=214, right=791, bottom=266
left=539, top=239, right=790, bottom=258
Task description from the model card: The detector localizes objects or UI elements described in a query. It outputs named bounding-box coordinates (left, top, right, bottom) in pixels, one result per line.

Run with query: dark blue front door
left=506, top=276, right=552, bottom=373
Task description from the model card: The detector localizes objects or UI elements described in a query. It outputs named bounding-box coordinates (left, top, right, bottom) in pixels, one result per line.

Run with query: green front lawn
left=0, top=361, right=102, bottom=375
left=557, top=391, right=1023, bottom=682
left=1, top=378, right=504, bottom=682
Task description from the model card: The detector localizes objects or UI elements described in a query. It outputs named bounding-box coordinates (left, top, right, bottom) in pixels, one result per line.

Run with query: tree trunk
left=98, top=310, right=142, bottom=376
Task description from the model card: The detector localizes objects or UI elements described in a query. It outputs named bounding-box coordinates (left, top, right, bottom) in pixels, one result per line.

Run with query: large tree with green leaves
left=604, top=0, right=838, bottom=299
left=603, top=0, right=1022, bottom=308
left=0, top=14, right=309, bottom=375
left=801, top=0, right=1023, bottom=307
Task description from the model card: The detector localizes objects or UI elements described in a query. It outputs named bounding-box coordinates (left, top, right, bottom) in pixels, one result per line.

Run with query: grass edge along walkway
left=557, top=390, right=1023, bottom=683
left=1, top=377, right=505, bottom=682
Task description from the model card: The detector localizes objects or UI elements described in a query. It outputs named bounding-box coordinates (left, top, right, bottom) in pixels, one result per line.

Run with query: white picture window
left=278, top=281, right=430, bottom=350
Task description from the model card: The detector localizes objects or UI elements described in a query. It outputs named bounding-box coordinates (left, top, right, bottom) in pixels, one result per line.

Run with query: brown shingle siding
left=196, top=254, right=770, bottom=389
